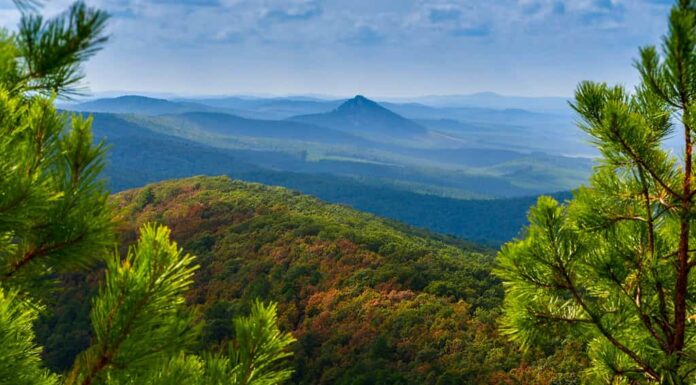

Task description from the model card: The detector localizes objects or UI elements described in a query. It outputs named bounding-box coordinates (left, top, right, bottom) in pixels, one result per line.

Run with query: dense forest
left=37, top=176, right=585, bottom=385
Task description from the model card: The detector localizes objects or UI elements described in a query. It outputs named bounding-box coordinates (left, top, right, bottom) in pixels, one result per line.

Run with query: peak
left=113, top=95, right=169, bottom=102
left=339, top=95, right=380, bottom=110
left=345, top=95, right=374, bottom=104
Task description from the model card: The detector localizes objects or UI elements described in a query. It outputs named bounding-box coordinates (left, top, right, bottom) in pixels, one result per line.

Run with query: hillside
left=68, top=95, right=220, bottom=115
left=38, top=176, right=583, bottom=384
left=152, top=111, right=372, bottom=146
left=87, top=111, right=576, bottom=245
left=289, top=96, right=428, bottom=140
left=176, top=96, right=345, bottom=119
left=84, top=100, right=589, bottom=199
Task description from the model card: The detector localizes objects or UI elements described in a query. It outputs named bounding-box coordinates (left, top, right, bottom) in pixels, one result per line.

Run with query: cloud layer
left=0, top=0, right=674, bottom=96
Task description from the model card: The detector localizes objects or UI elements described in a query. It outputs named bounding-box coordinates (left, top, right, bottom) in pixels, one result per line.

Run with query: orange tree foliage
left=42, top=176, right=585, bottom=384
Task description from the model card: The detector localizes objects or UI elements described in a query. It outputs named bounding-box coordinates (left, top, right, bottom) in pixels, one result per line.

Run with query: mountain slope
left=92, top=110, right=573, bottom=199
left=87, top=112, right=571, bottom=245
left=147, top=111, right=372, bottom=146
left=177, top=96, right=344, bottom=119
left=87, top=112, right=266, bottom=190
left=68, top=95, right=220, bottom=115
left=38, top=176, right=584, bottom=384
left=289, top=96, right=427, bottom=140
left=110, top=176, right=582, bottom=384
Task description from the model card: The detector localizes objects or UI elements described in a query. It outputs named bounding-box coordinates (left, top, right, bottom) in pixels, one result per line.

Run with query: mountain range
left=70, top=95, right=221, bottom=115
left=39, top=93, right=592, bottom=383
left=289, top=95, right=428, bottom=140
left=63, top=93, right=592, bottom=244
left=386, top=92, right=573, bottom=114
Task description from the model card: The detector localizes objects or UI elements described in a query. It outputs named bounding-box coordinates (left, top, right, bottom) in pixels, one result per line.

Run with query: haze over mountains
left=290, top=96, right=428, bottom=141
left=63, top=92, right=594, bottom=244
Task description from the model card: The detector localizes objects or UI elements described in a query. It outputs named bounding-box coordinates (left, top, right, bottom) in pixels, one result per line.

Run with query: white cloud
left=0, top=0, right=670, bottom=96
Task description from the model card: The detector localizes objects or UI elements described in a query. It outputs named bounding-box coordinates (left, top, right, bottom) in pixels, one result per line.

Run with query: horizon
left=71, top=90, right=575, bottom=101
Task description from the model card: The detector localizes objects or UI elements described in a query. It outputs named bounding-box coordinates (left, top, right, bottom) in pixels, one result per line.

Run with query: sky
left=0, top=0, right=676, bottom=97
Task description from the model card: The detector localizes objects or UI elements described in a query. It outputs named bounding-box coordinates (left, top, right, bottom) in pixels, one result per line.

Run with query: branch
left=69, top=281, right=152, bottom=385
left=532, top=312, right=593, bottom=325
left=637, top=168, right=655, bottom=257
left=607, top=269, right=669, bottom=351
left=608, top=122, right=681, bottom=200
left=1, top=232, right=86, bottom=280
left=584, top=215, right=647, bottom=232
left=560, top=267, right=659, bottom=381
left=545, top=226, right=660, bottom=380
left=654, top=277, right=674, bottom=343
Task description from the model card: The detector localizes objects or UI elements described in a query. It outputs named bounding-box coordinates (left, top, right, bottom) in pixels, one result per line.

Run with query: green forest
left=37, top=176, right=585, bottom=384
left=5, top=0, right=696, bottom=384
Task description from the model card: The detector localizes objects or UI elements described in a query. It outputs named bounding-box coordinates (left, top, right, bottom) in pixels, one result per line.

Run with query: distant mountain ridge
left=289, top=95, right=428, bottom=139
left=387, top=92, right=572, bottom=114
left=68, top=95, right=222, bottom=116
left=84, top=111, right=577, bottom=245
left=152, top=111, right=372, bottom=146
left=72, top=93, right=592, bottom=199
left=174, top=96, right=344, bottom=119
left=65, top=93, right=587, bottom=154
left=63, top=93, right=592, bottom=219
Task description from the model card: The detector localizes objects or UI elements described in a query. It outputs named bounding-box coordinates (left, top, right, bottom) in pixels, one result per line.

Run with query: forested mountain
left=89, top=112, right=571, bottom=245
left=75, top=95, right=591, bottom=199
left=289, top=96, right=428, bottom=140
left=38, top=176, right=585, bottom=385
left=152, top=111, right=371, bottom=146
left=58, top=93, right=595, bottom=245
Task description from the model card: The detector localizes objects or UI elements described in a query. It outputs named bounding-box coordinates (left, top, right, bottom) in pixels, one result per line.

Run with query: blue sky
left=0, top=0, right=675, bottom=97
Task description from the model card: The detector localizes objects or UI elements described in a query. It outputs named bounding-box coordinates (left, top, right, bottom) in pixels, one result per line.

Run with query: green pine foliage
left=0, top=289, right=58, bottom=385
left=61, top=226, right=295, bottom=385
left=0, top=2, right=113, bottom=294
left=228, top=301, right=295, bottom=385
left=0, top=2, right=295, bottom=385
left=133, top=301, right=296, bottom=385
left=17, top=2, right=108, bottom=96
left=66, top=224, right=200, bottom=385
left=497, top=1, right=696, bottom=383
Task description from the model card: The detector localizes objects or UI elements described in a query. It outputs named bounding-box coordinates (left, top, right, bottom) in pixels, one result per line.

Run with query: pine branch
left=559, top=266, right=660, bottom=381
left=67, top=224, right=199, bottom=385
left=606, top=118, right=682, bottom=200
left=16, top=2, right=109, bottom=96
left=1, top=232, right=86, bottom=279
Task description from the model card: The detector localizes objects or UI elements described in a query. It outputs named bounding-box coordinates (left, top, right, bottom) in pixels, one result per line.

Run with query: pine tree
left=0, top=1, right=112, bottom=298
left=497, top=1, right=696, bottom=383
left=62, top=226, right=295, bottom=385
left=122, top=301, right=295, bottom=385
left=0, top=2, right=295, bottom=385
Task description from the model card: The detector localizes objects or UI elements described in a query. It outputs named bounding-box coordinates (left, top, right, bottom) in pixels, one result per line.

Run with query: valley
left=63, top=93, right=593, bottom=245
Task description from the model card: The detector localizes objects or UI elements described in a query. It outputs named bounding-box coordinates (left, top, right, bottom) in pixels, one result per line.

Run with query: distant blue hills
left=62, top=93, right=592, bottom=244
left=289, top=95, right=428, bottom=139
